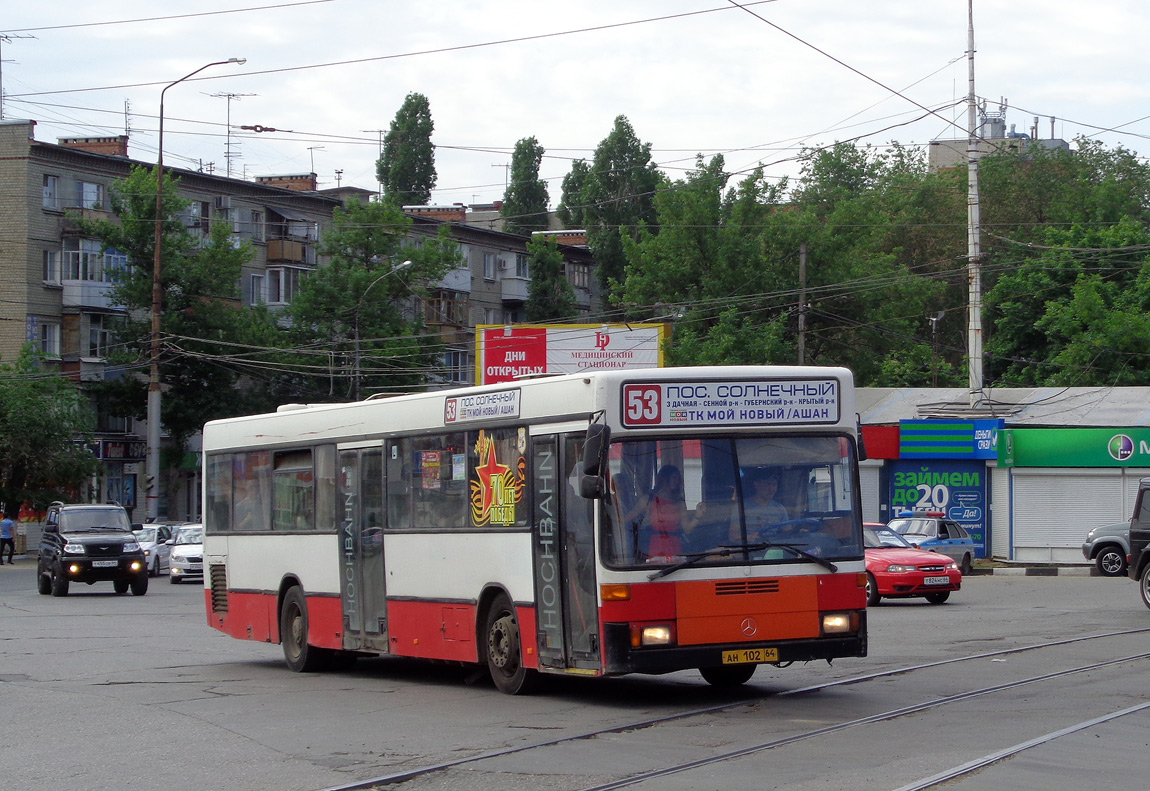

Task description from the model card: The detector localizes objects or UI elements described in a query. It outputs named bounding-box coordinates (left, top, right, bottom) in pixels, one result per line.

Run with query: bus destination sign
left=445, top=389, right=522, bottom=424
left=621, top=379, right=840, bottom=428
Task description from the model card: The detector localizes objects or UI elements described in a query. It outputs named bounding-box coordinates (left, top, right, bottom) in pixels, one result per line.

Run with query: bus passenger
left=735, top=469, right=790, bottom=542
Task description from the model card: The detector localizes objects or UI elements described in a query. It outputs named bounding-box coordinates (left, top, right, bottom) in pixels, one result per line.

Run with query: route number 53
left=624, top=385, right=662, bottom=425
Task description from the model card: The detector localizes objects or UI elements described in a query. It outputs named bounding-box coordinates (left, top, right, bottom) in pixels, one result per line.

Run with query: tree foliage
left=75, top=164, right=271, bottom=447
left=525, top=236, right=578, bottom=322
left=377, top=92, right=437, bottom=206
left=0, top=347, right=101, bottom=510
left=579, top=116, right=660, bottom=301
left=282, top=199, right=458, bottom=400
left=500, top=136, right=550, bottom=236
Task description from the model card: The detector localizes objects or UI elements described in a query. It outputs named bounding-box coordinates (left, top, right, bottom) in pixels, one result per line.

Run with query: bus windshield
left=602, top=435, right=861, bottom=568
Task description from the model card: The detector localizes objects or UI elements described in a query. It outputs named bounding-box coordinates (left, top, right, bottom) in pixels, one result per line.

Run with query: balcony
left=266, top=238, right=310, bottom=264
left=500, top=276, right=529, bottom=303
left=62, top=280, right=118, bottom=311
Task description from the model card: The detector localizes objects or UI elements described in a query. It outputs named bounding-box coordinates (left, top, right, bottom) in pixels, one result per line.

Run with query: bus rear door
left=338, top=446, right=389, bottom=653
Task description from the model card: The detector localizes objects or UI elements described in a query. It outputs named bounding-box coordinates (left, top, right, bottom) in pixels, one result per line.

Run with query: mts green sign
left=998, top=428, right=1150, bottom=467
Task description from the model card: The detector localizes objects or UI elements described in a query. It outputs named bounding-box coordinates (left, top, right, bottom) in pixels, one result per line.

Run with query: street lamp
left=353, top=259, right=413, bottom=401
left=147, top=57, right=244, bottom=521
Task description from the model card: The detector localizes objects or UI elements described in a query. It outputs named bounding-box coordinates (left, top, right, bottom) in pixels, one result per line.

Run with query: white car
left=168, top=524, right=203, bottom=584
left=132, top=523, right=178, bottom=577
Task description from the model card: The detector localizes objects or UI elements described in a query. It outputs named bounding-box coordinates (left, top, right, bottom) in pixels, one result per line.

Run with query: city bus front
left=590, top=430, right=867, bottom=684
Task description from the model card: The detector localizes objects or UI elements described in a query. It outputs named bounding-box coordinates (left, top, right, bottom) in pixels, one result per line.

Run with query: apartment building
left=0, top=119, right=600, bottom=519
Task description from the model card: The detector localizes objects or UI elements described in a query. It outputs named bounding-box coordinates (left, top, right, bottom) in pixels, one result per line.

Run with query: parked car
left=168, top=524, right=203, bottom=584
left=886, top=511, right=975, bottom=574
left=864, top=524, right=962, bottom=605
left=1081, top=522, right=1130, bottom=577
left=132, top=523, right=180, bottom=577
left=37, top=501, right=148, bottom=597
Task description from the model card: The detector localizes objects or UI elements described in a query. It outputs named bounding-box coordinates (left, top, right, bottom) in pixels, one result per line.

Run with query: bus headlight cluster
left=821, top=612, right=858, bottom=635
left=630, top=624, right=676, bottom=647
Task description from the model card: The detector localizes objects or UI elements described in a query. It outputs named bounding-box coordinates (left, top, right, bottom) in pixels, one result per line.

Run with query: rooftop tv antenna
left=208, top=91, right=256, bottom=178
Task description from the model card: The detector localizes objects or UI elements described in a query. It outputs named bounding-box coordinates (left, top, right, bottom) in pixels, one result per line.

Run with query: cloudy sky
left=4, top=0, right=1148, bottom=207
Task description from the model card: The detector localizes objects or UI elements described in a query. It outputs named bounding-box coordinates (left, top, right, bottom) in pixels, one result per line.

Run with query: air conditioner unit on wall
left=214, top=195, right=231, bottom=209
left=499, top=258, right=513, bottom=271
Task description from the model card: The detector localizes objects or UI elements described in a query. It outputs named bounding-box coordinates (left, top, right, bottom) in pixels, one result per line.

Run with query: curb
left=974, top=565, right=1098, bottom=577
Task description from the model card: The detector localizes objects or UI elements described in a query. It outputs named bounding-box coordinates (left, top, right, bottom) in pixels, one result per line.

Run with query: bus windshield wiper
left=647, top=545, right=741, bottom=580
left=744, top=541, right=839, bottom=573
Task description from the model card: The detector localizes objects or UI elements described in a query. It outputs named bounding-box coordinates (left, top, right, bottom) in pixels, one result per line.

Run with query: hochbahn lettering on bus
left=622, top=379, right=841, bottom=427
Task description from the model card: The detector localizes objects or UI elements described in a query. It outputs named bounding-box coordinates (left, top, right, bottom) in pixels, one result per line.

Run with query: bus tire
left=483, top=594, right=536, bottom=695
left=700, top=664, right=756, bottom=687
left=281, top=586, right=327, bottom=672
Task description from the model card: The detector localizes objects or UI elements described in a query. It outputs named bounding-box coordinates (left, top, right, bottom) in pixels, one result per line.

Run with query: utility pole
left=362, top=129, right=386, bottom=195
left=965, top=0, right=984, bottom=408
left=797, top=242, right=807, bottom=365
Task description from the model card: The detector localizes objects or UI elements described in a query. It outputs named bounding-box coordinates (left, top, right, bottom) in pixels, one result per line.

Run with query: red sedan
left=864, top=524, right=962, bottom=605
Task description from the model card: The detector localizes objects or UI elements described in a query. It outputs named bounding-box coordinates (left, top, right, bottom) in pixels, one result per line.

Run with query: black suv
left=1126, top=478, right=1150, bottom=609
left=37, top=502, right=148, bottom=596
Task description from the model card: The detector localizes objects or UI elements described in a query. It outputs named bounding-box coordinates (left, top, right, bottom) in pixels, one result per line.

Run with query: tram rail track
left=319, top=627, right=1150, bottom=791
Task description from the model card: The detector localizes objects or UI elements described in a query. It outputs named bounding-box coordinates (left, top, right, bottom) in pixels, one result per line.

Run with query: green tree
left=581, top=116, right=660, bottom=301
left=75, top=165, right=271, bottom=447
left=0, top=347, right=101, bottom=509
left=500, top=136, right=550, bottom=236
left=556, top=158, right=589, bottom=229
left=283, top=198, right=457, bottom=400
left=377, top=92, right=437, bottom=206
left=525, top=236, right=578, bottom=321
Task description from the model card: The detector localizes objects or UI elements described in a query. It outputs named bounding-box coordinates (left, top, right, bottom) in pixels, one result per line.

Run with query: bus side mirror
left=856, top=414, right=868, bottom=461
left=580, top=424, right=611, bottom=499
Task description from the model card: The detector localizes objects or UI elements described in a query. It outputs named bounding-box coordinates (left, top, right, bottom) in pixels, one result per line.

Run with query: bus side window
left=386, top=440, right=412, bottom=530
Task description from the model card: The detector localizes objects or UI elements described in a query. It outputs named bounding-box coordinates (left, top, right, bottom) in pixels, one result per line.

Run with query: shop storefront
left=996, top=428, right=1150, bottom=563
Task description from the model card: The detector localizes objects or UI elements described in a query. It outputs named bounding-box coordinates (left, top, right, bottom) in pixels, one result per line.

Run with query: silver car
left=1081, top=522, right=1130, bottom=577
left=132, top=523, right=178, bottom=577
left=168, top=524, right=203, bottom=584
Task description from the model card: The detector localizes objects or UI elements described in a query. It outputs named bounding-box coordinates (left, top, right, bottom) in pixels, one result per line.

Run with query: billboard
left=475, top=323, right=666, bottom=384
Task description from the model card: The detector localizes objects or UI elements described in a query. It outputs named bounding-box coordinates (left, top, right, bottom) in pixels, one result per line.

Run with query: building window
left=267, top=266, right=307, bottom=305
left=63, top=239, right=127, bottom=282
left=186, top=200, right=210, bottom=234
left=38, top=321, right=61, bottom=357
left=441, top=348, right=469, bottom=383
left=43, top=249, right=60, bottom=283
left=78, top=181, right=104, bottom=210
left=425, top=290, right=468, bottom=326
left=43, top=175, right=59, bottom=210
left=515, top=254, right=530, bottom=279
left=249, top=274, right=266, bottom=306
left=483, top=252, right=497, bottom=280
left=87, top=315, right=112, bottom=358
left=250, top=210, right=265, bottom=242
left=566, top=262, right=590, bottom=289
left=483, top=308, right=502, bottom=325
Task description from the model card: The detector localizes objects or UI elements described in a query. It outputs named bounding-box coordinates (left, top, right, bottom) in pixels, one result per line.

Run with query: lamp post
left=147, top=57, right=244, bottom=521
left=353, top=259, right=413, bottom=401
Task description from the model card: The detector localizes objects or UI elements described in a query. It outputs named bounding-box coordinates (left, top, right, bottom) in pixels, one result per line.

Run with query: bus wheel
left=484, top=594, right=536, bottom=695
left=281, top=586, right=326, bottom=672
left=700, top=664, right=756, bottom=687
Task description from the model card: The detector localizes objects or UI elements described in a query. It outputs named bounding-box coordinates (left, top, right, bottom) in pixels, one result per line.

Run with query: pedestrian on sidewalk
left=0, top=512, right=15, bottom=565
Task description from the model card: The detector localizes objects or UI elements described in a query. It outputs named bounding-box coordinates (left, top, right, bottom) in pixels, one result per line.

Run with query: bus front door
left=531, top=434, right=601, bottom=673
left=338, top=447, right=389, bottom=653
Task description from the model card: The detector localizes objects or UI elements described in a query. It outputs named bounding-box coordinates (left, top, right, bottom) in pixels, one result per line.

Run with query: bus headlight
left=631, top=624, right=676, bottom=647
left=821, top=612, right=857, bottom=635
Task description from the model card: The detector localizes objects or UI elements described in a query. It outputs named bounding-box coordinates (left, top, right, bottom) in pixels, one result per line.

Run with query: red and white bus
left=202, top=366, right=868, bottom=693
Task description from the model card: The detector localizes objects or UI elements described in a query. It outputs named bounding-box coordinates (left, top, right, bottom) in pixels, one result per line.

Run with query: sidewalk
left=970, top=563, right=1099, bottom=577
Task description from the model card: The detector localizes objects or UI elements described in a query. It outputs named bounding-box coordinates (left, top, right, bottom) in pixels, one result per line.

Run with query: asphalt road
left=2, top=557, right=1148, bottom=791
